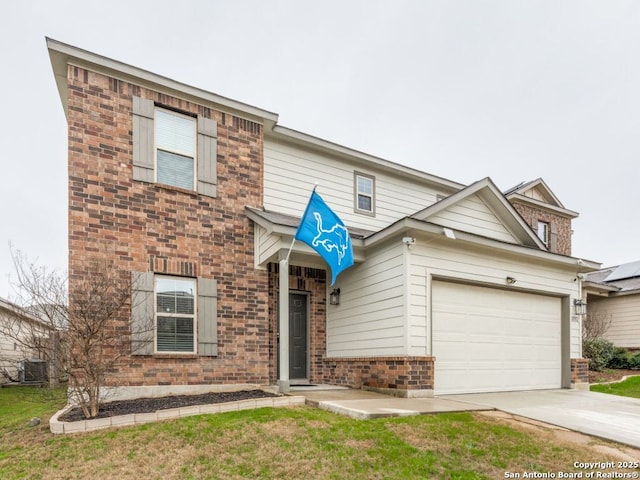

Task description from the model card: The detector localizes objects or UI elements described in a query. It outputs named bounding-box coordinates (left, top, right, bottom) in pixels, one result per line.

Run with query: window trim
left=537, top=220, right=549, bottom=246
left=154, top=275, right=197, bottom=354
left=154, top=106, right=197, bottom=191
left=354, top=171, right=376, bottom=216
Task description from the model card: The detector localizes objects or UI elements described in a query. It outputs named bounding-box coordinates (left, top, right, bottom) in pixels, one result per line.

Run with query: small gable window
left=537, top=221, right=549, bottom=246
left=354, top=172, right=375, bottom=216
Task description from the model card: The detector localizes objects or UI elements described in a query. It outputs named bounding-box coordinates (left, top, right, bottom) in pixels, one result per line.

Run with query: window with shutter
left=155, top=276, right=196, bottom=353
left=131, top=272, right=218, bottom=356
left=131, top=96, right=218, bottom=197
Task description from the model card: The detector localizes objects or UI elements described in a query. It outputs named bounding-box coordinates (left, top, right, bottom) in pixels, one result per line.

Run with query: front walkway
left=290, top=385, right=489, bottom=419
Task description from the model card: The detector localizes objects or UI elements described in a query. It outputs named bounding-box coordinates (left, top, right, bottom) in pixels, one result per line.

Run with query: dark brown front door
left=289, top=293, right=308, bottom=380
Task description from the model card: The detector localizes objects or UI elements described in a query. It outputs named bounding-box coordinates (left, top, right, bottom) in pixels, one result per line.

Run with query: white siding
left=264, top=139, right=445, bottom=231
left=429, top=195, right=517, bottom=243
left=255, top=224, right=280, bottom=266
left=326, top=240, right=406, bottom=357
left=0, top=318, right=41, bottom=384
left=590, top=295, right=640, bottom=348
left=408, top=236, right=581, bottom=359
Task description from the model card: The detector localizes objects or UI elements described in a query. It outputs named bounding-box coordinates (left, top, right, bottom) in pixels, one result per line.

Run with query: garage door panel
left=433, top=281, right=562, bottom=395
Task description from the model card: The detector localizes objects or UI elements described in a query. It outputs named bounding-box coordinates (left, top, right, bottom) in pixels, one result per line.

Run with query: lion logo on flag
left=311, top=212, right=351, bottom=266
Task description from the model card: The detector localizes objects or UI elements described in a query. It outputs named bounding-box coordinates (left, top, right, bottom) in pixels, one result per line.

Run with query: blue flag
left=295, top=191, right=354, bottom=286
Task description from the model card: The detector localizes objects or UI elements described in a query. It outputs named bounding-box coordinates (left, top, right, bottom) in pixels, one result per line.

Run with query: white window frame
left=154, top=107, right=197, bottom=191
left=537, top=220, right=549, bottom=246
left=354, top=171, right=375, bottom=216
left=154, top=275, right=197, bottom=354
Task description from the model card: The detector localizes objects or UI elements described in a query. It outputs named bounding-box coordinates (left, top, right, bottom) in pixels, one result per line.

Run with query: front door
left=289, top=293, right=308, bottom=380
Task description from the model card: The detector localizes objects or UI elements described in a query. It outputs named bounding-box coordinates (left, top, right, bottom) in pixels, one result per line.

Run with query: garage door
left=432, top=281, right=562, bottom=395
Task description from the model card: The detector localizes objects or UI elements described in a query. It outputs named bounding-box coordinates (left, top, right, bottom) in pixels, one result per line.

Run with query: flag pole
left=279, top=182, right=318, bottom=393
left=285, top=183, right=318, bottom=264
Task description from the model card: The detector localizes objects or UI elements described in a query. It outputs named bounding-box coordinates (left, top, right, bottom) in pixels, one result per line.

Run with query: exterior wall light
left=329, top=288, right=341, bottom=306
left=506, top=276, right=517, bottom=285
left=574, top=298, right=587, bottom=316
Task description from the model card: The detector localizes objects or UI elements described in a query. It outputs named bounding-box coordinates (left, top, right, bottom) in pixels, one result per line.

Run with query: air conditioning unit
left=19, top=360, right=48, bottom=383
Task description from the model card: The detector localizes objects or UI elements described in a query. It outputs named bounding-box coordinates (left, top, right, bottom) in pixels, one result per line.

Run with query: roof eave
left=46, top=37, right=279, bottom=126
left=507, top=193, right=579, bottom=218
left=267, top=125, right=464, bottom=192
left=364, top=218, right=600, bottom=271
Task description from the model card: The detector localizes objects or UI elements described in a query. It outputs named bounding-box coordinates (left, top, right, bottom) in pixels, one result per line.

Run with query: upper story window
left=155, top=276, right=196, bottom=353
left=537, top=220, right=549, bottom=246
left=132, top=96, right=218, bottom=197
left=155, top=109, right=196, bottom=191
left=354, top=172, right=375, bottom=216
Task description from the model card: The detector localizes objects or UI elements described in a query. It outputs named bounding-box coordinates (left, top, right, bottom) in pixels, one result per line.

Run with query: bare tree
left=2, top=247, right=152, bottom=419
left=582, top=310, right=612, bottom=343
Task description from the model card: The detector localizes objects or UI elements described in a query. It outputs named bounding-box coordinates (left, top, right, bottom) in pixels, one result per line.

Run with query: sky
left=1, top=0, right=639, bottom=299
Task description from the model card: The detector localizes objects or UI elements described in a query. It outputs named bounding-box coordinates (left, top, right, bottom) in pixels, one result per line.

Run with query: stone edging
left=50, top=395, right=306, bottom=434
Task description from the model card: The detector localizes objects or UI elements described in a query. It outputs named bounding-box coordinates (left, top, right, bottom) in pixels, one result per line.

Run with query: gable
left=427, top=194, right=519, bottom=243
left=505, top=178, right=578, bottom=219
left=522, top=184, right=557, bottom=205
left=412, top=178, right=545, bottom=249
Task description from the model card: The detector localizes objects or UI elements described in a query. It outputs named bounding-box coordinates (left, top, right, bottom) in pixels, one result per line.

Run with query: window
left=354, top=172, right=375, bottom=215
left=155, top=276, right=196, bottom=353
left=132, top=96, right=218, bottom=197
left=537, top=221, right=549, bottom=245
left=131, top=272, right=218, bottom=356
left=155, top=109, right=196, bottom=190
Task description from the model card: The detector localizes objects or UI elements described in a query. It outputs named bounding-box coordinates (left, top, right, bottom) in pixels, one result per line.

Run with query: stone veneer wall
left=510, top=202, right=572, bottom=255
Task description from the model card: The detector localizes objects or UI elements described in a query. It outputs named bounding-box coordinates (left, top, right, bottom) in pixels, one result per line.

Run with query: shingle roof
left=245, top=207, right=374, bottom=240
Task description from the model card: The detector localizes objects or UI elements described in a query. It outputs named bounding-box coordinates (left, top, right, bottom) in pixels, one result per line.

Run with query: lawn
left=0, top=387, right=632, bottom=480
left=590, top=375, right=640, bottom=399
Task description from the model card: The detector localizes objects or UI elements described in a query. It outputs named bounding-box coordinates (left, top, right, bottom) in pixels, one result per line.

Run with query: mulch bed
left=588, top=368, right=640, bottom=384
left=60, top=389, right=280, bottom=422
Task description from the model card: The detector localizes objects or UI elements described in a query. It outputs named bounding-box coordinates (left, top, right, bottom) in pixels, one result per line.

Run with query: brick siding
left=571, top=358, right=589, bottom=385
left=321, top=356, right=435, bottom=394
left=67, top=66, right=269, bottom=387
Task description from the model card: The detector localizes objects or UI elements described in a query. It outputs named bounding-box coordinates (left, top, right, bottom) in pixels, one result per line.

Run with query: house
left=0, top=297, right=51, bottom=384
left=583, top=261, right=640, bottom=349
left=47, top=38, right=600, bottom=398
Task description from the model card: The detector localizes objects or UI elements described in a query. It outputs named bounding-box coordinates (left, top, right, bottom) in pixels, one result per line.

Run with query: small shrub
left=608, top=347, right=632, bottom=369
left=629, top=352, right=640, bottom=369
left=583, top=338, right=616, bottom=371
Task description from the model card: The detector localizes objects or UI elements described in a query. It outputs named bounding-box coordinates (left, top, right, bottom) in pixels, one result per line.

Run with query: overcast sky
left=1, top=1, right=639, bottom=299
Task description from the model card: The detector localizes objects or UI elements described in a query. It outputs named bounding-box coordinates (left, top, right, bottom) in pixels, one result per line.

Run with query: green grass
left=590, top=375, right=640, bottom=398
left=0, top=387, right=630, bottom=480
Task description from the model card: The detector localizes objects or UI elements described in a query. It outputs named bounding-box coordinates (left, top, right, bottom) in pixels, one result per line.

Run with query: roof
left=47, top=37, right=464, bottom=194
left=0, top=297, right=53, bottom=330
left=584, top=261, right=640, bottom=294
left=246, top=207, right=373, bottom=240
left=504, top=178, right=579, bottom=219
left=412, top=177, right=546, bottom=250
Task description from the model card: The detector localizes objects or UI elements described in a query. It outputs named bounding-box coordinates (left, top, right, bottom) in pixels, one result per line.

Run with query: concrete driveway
left=441, top=389, right=640, bottom=449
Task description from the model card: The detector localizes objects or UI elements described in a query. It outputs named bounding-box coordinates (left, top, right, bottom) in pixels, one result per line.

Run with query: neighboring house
left=583, top=261, right=640, bottom=349
left=0, top=297, right=51, bottom=384
left=47, top=38, right=599, bottom=397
